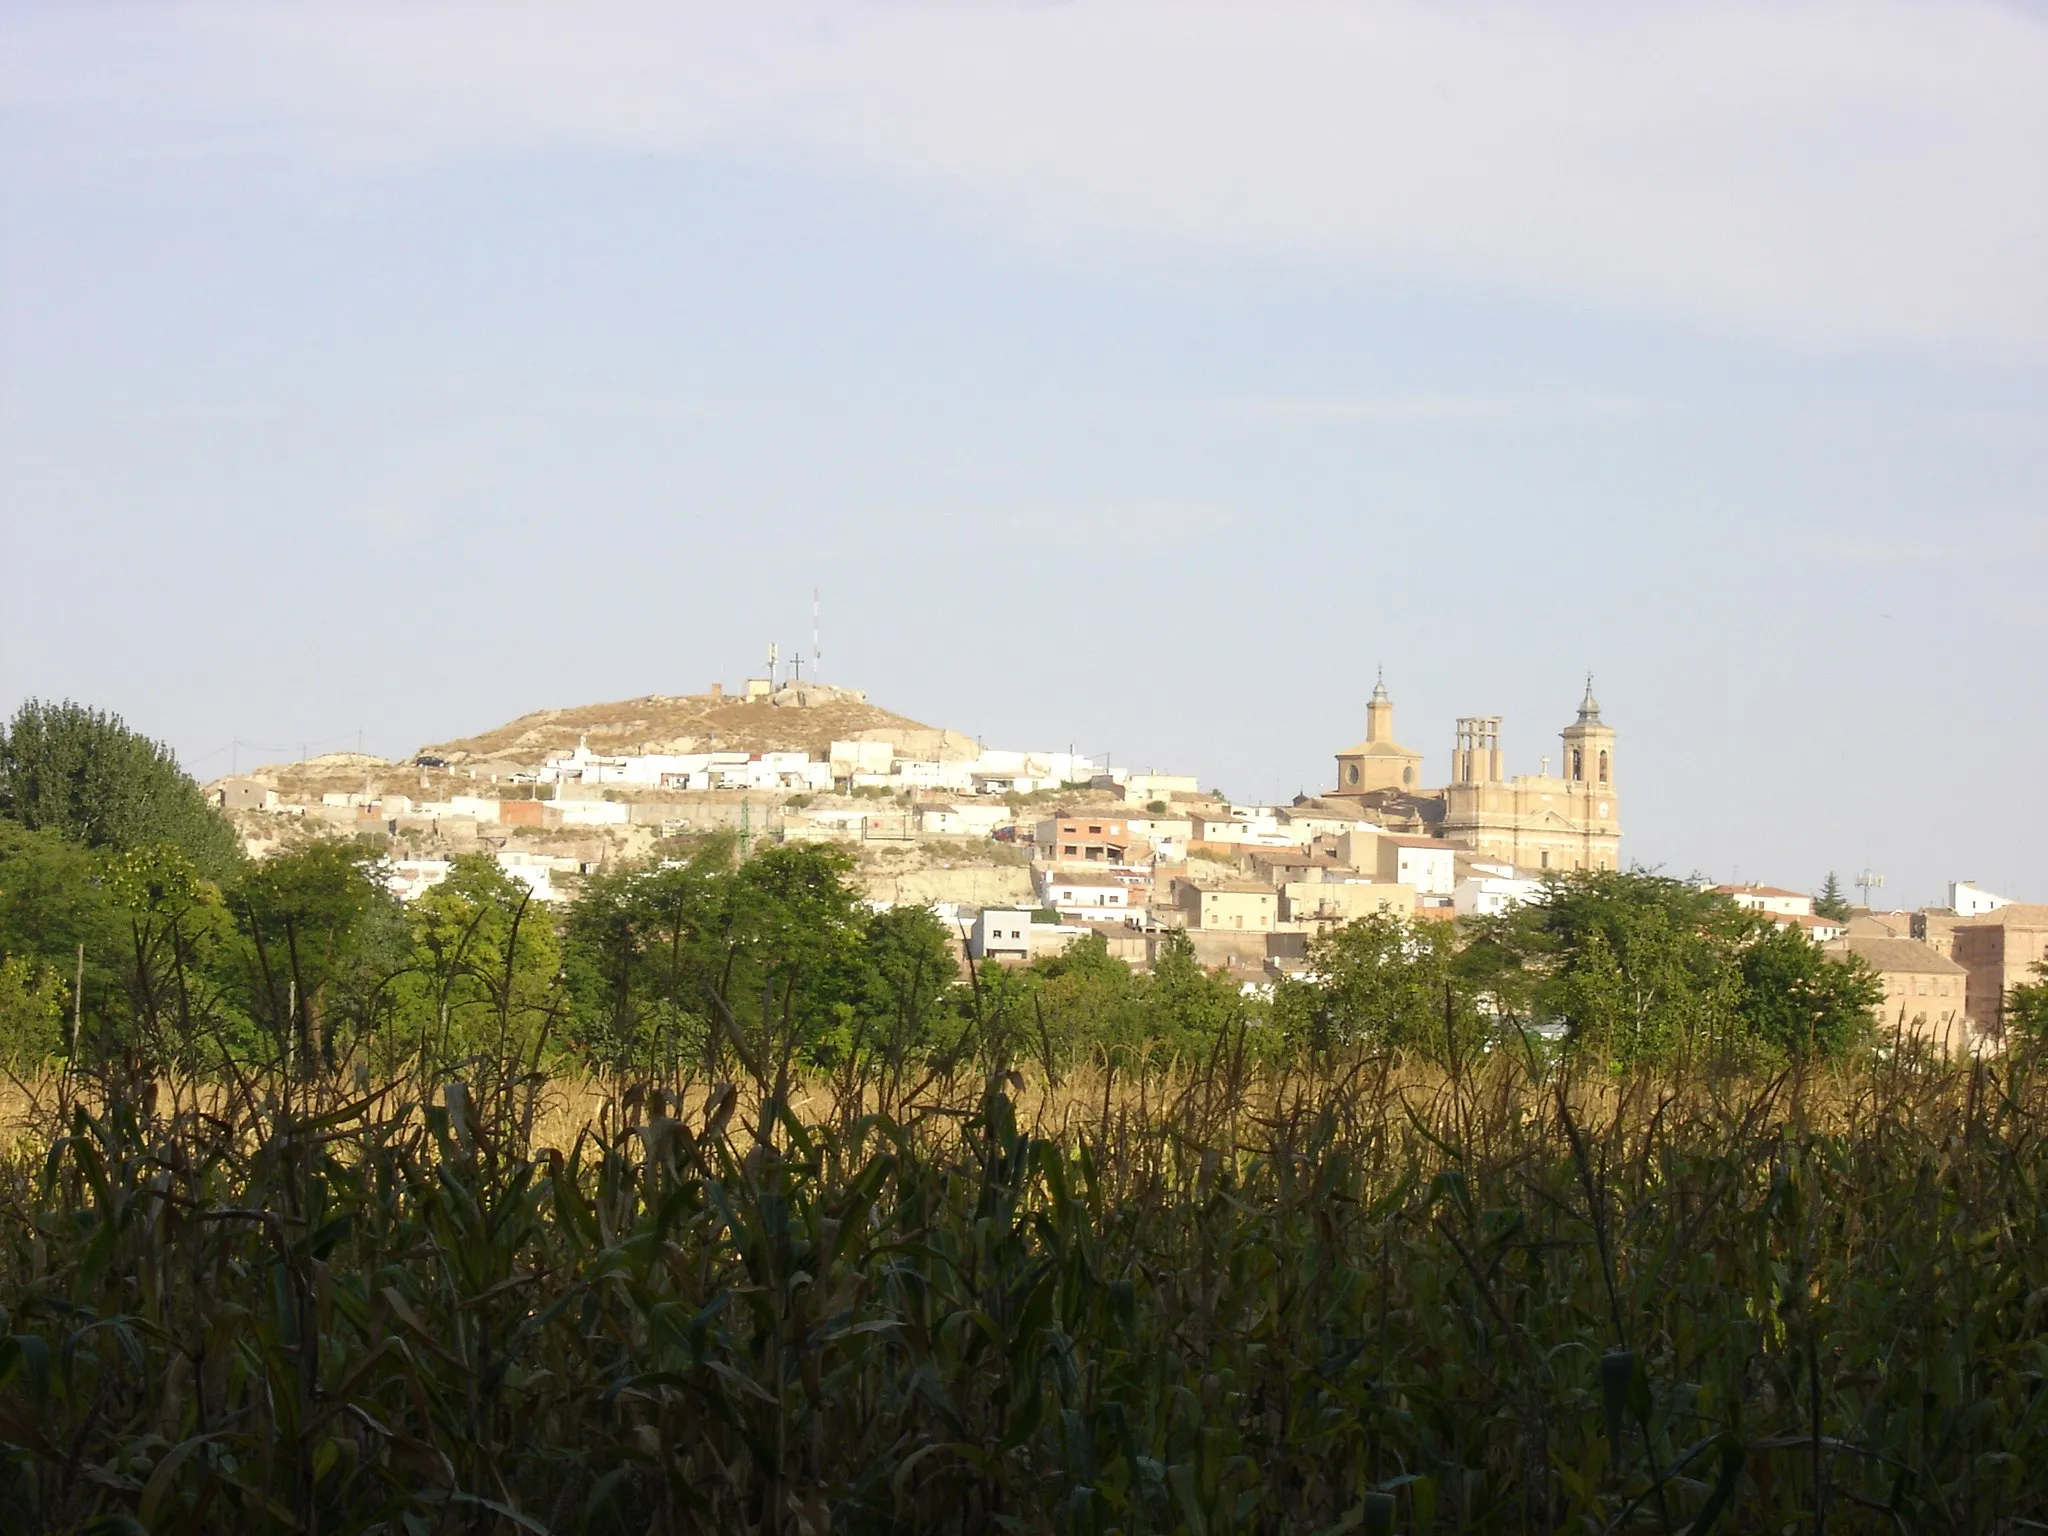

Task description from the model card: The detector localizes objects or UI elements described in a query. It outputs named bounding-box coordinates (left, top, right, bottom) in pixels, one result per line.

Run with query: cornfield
left=1, top=1043, right=2044, bottom=1534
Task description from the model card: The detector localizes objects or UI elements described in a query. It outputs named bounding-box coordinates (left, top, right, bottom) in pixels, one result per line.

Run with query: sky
left=2, top=1, right=2045, bottom=908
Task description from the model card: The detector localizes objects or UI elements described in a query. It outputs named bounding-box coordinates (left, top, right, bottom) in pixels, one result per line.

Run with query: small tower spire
left=1577, top=672, right=1601, bottom=723
left=1365, top=668, right=1395, bottom=743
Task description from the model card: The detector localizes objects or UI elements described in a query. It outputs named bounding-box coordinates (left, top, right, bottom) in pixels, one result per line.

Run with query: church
left=1323, top=673, right=1621, bottom=874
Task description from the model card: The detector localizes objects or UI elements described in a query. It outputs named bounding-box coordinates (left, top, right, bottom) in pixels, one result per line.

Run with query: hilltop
left=417, top=684, right=980, bottom=768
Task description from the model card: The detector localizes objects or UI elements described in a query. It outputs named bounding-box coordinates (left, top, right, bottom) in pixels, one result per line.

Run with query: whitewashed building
left=969, top=908, right=1033, bottom=962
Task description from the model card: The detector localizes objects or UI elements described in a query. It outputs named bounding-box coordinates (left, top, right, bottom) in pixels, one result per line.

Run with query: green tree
left=1147, top=930, right=1245, bottom=1057
left=1281, top=912, right=1481, bottom=1061
left=0, top=821, right=123, bottom=1067
left=701, top=842, right=871, bottom=1076
left=0, top=699, right=240, bottom=876
left=2006, top=962, right=2048, bottom=1040
left=100, top=842, right=238, bottom=1072
left=562, top=839, right=876, bottom=1083
left=1814, top=872, right=1852, bottom=921
left=0, top=954, right=67, bottom=1075
left=391, top=854, right=565, bottom=1078
left=1498, top=871, right=1751, bottom=1067
left=847, top=902, right=962, bottom=1070
left=1736, top=920, right=1881, bottom=1060
left=563, top=835, right=747, bottom=1074
left=1029, top=931, right=1150, bottom=1068
left=228, top=840, right=401, bottom=1071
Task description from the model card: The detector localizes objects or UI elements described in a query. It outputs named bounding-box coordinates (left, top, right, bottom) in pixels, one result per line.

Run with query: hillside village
left=207, top=673, right=2038, bottom=1054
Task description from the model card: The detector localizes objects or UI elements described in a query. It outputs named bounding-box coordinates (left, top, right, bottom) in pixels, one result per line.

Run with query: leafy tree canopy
left=0, top=699, right=239, bottom=876
left=1736, top=919, right=1881, bottom=1060
left=2007, top=962, right=2048, bottom=1041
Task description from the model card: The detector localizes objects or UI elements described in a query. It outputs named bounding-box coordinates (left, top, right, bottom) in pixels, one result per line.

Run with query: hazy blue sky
left=3, top=2, right=2044, bottom=907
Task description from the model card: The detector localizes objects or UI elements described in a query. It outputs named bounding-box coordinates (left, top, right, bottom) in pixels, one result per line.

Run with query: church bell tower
left=1559, top=675, right=1620, bottom=869
left=1331, top=668, right=1424, bottom=799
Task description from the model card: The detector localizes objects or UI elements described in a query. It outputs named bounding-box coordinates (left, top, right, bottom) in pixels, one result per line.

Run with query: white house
left=1121, top=812, right=1194, bottom=863
left=969, top=908, right=1033, bottom=962
left=385, top=859, right=453, bottom=902
left=1454, top=872, right=1546, bottom=917
left=895, top=760, right=977, bottom=792
left=918, top=803, right=1013, bottom=837
left=1190, top=812, right=1294, bottom=848
left=1040, top=870, right=1140, bottom=922
left=1950, top=881, right=2014, bottom=917
left=1280, top=805, right=1373, bottom=841
left=493, top=851, right=573, bottom=902
left=1109, top=771, right=1201, bottom=805
left=1715, top=884, right=1813, bottom=918
left=1380, top=836, right=1458, bottom=897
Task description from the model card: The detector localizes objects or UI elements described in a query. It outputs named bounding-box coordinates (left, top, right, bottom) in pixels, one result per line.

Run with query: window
left=1570, top=749, right=1583, bottom=780
left=1540, top=851, right=1550, bottom=869
left=1346, top=764, right=1361, bottom=786
left=1598, top=750, right=1610, bottom=784
left=1403, top=766, right=1414, bottom=785
left=1063, top=845, right=1077, bottom=857
left=1088, top=825, right=1101, bottom=834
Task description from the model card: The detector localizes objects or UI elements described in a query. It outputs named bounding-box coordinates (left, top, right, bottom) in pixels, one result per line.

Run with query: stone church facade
left=1324, top=676, right=1621, bottom=874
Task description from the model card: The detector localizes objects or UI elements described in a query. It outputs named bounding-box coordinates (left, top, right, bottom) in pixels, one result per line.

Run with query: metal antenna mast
left=1855, top=868, right=1885, bottom=910
left=812, top=588, right=822, bottom=680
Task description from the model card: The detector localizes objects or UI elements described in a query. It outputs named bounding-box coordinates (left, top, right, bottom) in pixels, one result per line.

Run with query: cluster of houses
left=534, top=737, right=1139, bottom=798
left=208, top=739, right=2035, bottom=1052
left=969, top=809, right=2030, bottom=1053
left=964, top=801, right=1551, bottom=988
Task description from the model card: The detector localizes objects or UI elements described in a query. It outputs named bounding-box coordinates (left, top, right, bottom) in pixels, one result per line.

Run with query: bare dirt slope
left=419, top=691, right=976, bottom=767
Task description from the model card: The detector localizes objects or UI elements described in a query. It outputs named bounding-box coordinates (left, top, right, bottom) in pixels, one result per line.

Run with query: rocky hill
left=417, top=685, right=979, bottom=768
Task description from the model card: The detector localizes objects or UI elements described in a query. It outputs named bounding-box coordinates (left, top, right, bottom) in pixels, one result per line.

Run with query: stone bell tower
left=1560, top=675, right=1615, bottom=794
left=1332, top=668, right=1425, bottom=798
left=1439, top=677, right=1623, bottom=873
left=1559, top=675, right=1620, bottom=868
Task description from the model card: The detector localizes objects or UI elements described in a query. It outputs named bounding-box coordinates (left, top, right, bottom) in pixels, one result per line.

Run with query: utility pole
left=812, top=587, right=822, bottom=680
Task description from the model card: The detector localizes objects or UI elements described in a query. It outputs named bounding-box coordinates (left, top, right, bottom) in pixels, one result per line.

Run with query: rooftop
left=1336, top=739, right=1423, bottom=758
left=1825, top=936, right=1966, bottom=975
left=1954, top=902, right=2048, bottom=927
left=1252, top=849, right=1346, bottom=868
